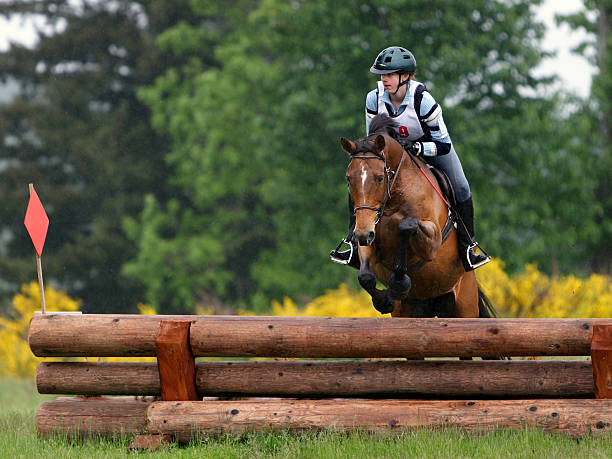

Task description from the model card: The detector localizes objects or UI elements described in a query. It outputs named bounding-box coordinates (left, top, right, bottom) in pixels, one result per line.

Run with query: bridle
left=350, top=145, right=406, bottom=225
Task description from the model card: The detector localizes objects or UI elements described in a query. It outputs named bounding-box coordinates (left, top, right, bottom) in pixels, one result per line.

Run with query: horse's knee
left=358, top=271, right=376, bottom=290
left=399, top=216, right=419, bottom=236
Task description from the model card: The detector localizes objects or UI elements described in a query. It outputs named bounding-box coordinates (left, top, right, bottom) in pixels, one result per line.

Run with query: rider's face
left=381, top=73, right=409, bottom=93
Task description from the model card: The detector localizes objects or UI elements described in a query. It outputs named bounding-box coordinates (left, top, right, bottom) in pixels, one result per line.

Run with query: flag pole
left=29, top=183, right=46, bottom=314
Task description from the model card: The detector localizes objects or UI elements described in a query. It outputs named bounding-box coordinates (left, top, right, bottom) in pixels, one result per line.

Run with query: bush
left=477, top=259, right=612, bottom=318
left=268, top=259, right=612, bottom=319
left=0, top=282, right=80, bottom=378
left=266, top=283, right=380, bottom=317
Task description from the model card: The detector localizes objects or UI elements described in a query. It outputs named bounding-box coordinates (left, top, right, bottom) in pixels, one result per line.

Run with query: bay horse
left=340, top=114, right=495, bottom=319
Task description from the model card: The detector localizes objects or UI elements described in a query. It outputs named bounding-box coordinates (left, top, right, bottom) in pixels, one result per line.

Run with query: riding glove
left=408, top=141, right=423, bottom=156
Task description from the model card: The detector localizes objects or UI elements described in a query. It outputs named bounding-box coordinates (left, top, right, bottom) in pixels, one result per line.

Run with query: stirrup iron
left=330, top=239, right=354, bottom=265
left=466, top=241, right=491, bottom=270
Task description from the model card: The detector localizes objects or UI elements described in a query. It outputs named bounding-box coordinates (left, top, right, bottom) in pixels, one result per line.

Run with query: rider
left=330, top=46, right=490, bottom=271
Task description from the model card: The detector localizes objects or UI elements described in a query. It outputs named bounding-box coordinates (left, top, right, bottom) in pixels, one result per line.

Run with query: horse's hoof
left=387, top=273, right=412, bottom=301
left=373, top=295, right=395, bottom=314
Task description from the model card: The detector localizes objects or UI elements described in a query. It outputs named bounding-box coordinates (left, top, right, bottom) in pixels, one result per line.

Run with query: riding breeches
left=423, top=145, right=471, bottom=202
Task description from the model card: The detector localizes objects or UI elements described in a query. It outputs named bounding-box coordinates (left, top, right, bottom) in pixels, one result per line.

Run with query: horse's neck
left=385, top=145, right=406, bottom=172
left=393, top=152, right=441, bottom=213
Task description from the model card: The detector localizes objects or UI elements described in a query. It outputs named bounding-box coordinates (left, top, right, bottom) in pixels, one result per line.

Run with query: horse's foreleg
left=357, top=245, right=395, bottom=314
left=387, top=216, right=417, bottom=301
left=388, top=216, right=442, bottom=301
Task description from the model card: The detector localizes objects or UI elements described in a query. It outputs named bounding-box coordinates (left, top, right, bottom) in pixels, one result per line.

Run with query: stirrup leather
left=330, top=239, right=354, bottom=265
left=465, top=241, right=491, bottom=270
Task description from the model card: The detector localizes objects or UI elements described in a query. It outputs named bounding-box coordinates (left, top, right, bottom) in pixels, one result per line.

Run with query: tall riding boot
left=330, top=194, right=360, bottom=269
left=455, top=197, right=490, bottom=271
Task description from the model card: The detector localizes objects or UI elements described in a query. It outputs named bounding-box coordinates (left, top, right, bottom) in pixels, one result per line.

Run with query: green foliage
left=129, top=0, right=594, bottom=312
left=123, top=195, right=233, bottom=312
left=0, top=1, right=608, bottom=313
left=557, top=1, right=612, bottom=272
left=0, top=1, right=194, bottom=312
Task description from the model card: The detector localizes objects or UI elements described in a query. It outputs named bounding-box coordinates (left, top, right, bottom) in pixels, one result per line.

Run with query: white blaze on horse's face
left=361, top=165, right=368, bottom=188
left=350, top=160, right=385, bottom=247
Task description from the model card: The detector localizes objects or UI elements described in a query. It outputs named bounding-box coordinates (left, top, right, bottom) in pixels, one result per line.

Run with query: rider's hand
left=409, top=142, right=423, bottom=156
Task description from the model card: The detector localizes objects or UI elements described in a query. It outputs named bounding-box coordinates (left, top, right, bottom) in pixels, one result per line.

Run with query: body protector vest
left=375, top=80, right=426, bottom=143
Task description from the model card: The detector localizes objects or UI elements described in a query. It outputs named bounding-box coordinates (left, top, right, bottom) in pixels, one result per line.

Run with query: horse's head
left=341, top=132, right=404, bottom=246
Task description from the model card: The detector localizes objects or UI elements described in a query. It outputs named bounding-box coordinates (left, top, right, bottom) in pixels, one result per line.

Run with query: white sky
left=534, top=0, right=597, bottom=97
left=0, top=0, right=599, bottom=98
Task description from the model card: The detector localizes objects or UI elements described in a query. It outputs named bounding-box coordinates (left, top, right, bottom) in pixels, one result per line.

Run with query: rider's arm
left=419, top=91, right=452, bottom=157
left=365, top=89, right=378, bottom=135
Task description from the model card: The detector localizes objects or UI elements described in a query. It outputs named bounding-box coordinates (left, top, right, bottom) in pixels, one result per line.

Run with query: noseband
left=350, top=146, right=406, bottom=225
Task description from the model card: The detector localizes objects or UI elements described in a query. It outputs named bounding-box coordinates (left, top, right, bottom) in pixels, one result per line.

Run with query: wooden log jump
left=37, top=360, right=595, bottom=398
left=38, top=397, right=612, bottom=441
left=29, top=315, right=612, bottom=358
left=28, top=314, right=612, bottom=441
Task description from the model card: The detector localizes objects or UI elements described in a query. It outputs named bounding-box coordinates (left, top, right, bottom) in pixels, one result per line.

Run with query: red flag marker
left=24, top=184, right=48, bottom=313
left=24, top=185, right=49, bottom=256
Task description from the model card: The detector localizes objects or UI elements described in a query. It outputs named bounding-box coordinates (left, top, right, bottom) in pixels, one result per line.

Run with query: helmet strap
left=393, top=73, right=411, bottom=95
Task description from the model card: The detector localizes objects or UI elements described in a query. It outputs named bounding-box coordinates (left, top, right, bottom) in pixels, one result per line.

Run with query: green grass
left=0, top=377, right=56, bottom=412
left=2, top=377, right=612, bottom=458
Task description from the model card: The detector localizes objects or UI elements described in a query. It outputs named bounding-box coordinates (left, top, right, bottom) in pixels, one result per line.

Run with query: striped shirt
left=365, top=83, right=452, bottom=156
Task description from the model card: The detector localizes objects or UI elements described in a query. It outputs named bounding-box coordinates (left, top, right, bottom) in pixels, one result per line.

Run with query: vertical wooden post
left=155, top=321, right=199, bottom=401
left=591, top=324, right=612, bottom=398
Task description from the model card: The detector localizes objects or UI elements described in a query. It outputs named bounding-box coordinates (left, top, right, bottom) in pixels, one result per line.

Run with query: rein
left=404, top=151, right=451, bottom=208
left=350, top=149, right=406, bottom=225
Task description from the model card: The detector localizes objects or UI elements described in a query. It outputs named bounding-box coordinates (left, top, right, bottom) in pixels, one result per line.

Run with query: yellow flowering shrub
left=0, top=282, right=81, bottom=378
left=265, top=260, right=612, bottom=319
left=269, top=283, right=382, bottom=317
left=477, top=259, right=612, bottom=318
left=0, top=288, right=162, bottom=377
left=137, top=302, right=157, bottom=315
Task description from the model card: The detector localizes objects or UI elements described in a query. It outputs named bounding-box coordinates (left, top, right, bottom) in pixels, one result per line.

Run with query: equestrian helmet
left=370, top=46, right=416, bottom=74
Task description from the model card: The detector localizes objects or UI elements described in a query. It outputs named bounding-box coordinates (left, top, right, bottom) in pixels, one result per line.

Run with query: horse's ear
left=340, top=137, right=356, bottom=155
left=374, top=134, right=386, bottom=153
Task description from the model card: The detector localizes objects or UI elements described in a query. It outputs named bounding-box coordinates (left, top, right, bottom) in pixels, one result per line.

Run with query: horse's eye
left=376, top=175, right=384, bottom=183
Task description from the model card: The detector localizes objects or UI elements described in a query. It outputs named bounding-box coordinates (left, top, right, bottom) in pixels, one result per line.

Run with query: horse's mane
left=367, top=114, right=399, bottom=139
left=350, top=114, right=400, bottom=156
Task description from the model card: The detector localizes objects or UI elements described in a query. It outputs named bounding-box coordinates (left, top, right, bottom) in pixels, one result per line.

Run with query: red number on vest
left=398, top=126, right=409, bottom=137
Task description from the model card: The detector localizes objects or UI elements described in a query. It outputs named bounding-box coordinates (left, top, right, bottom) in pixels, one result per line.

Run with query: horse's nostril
left=368, top=231, right=375, bottom=241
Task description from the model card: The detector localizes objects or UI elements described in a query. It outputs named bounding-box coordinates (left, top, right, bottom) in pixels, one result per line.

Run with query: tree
left=557, top=0, right=612, bottom=273
left=0, top=1, right=194, bottom=312
left=127, top=0, right=578, bottom=313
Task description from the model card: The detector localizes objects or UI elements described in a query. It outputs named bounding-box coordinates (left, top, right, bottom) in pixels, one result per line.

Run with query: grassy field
left=2, top=377, right=612, bottom=458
